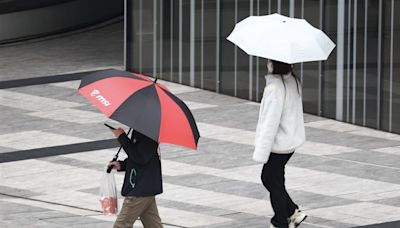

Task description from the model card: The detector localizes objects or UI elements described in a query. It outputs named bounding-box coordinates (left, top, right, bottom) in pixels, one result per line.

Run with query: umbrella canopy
left=227, top=13, right=335, bottom=64
left=78, top=69, right=200, bottom=150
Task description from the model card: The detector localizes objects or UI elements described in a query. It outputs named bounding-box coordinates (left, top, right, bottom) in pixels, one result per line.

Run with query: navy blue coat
left=118, top=131, right=162, bottom=197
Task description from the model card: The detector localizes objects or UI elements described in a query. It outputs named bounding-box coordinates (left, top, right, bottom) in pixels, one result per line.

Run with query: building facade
left=125, top=0, right=400, bottom=134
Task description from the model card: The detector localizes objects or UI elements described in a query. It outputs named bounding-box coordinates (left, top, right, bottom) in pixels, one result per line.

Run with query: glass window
left=392, top=1, right=400, bottom=134
left=194, top=0, right=203, bottom=88
left=302, top=0, right=321, bottom=115
left=126, top=0, right=140, bottom=73
left=141, top=0, right=155, bottom=75
left=236, top=0, right=251, bottom=99
left=255, top=0, right=272, bottom=101
left=181, top=0, right=191, bottom=86
left=125, top=0, right=399, bottom=134
left=202, top=0, right=218, bottom=91
left=171, top=0, right=180, bottom=83
left=280, top=0, right=291, bottom=16
left=381, top=0, right=396, bottom=131
left=321, top=0, right=337, bottom=119
left=220, top=0, right=236, bottom=96
left=161, top=0, right=172, bottom=81
left=353, top=0, right=366, bottom=125
left=364, top=0, right=380, bottom=129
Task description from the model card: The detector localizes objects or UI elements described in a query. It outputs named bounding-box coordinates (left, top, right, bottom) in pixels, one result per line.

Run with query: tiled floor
left=1, top=77, right=400, bottom=228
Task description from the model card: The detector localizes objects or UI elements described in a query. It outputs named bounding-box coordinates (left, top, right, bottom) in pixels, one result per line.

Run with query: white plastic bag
left=99, top=171, right=118, bottom=215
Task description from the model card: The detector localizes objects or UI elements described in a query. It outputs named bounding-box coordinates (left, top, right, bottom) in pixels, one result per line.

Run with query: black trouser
left=261, top=152, right=298, bottom=228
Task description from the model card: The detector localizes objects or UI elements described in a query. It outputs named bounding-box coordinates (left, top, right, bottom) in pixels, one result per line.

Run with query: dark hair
left=271, top=60, right=291, bottom=75
left=270, top=60, right=301, bottom=95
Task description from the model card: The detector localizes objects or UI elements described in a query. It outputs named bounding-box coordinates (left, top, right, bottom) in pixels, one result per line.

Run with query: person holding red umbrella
left=78, top=69, right=200, bottom=151
left=78, top=69, right=200, bottom=228
left=108, top=127, right=163, bottom=228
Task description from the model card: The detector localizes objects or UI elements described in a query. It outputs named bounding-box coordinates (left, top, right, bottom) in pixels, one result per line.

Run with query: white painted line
left=158, top=206, right=232, bottom=227
left=183, top=101, right=218, bottom=110
left=296, top=141, right=360, bottom=156
left=0, top=131, right=90, bottom=150
left=50, top=80, right=81, bottom=89
left=373, top=146, right=400, bottom=155
left=0, top=197, right=96, bottom=217
left=161, top=183, right=274, bottom=217
left=0, top=90, right=83, bottom=112
left=27, top=108, right=107, bottom=124
left=305, top=119, right=365, bottom=133
left=307, top=202, right=400, bottom=225
left=305, top=119, right=400, bottom=141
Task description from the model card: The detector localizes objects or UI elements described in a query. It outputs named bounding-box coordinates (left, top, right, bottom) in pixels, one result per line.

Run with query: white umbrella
left=227, top=13, right=335, bottom=64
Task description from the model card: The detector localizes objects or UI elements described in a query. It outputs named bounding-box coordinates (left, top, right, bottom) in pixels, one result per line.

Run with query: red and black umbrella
left=78, top=69, right=200, bottom=150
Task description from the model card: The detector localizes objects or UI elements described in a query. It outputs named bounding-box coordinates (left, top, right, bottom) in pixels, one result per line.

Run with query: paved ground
left=1, top=22, right=400, bottom=228
left=1, top=77, right=400, bottom=228
left=0, top=21, right=123, bottom=81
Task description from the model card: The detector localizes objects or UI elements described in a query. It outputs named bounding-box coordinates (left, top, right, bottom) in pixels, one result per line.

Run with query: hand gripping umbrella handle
left=106, top=128, right=132, bottom=173
left=106, top=155, right=118, bottom=173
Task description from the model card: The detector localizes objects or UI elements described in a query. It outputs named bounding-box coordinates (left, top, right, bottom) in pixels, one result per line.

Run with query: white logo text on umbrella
left=91, top=89, right=111, bottom=107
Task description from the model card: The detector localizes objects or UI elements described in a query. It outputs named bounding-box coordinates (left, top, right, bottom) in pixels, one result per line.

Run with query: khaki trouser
left=114, top=196, right=163, bottom=228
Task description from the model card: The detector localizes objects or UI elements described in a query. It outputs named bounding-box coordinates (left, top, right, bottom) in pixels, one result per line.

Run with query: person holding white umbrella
left=227, top=13, right=335, bottom=228
left=255, top=59, right=307, bottom=228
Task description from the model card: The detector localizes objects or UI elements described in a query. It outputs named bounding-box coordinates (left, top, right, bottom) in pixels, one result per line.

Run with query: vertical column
left=234, top=0, right=238, bottom=96
left=277, top=0, right=281, bottom=13
left=153, top=0, right=157, bottom=78
left=389, top=0, right=394, bottom=131
left=318, top=0, right=323, bottom=115
left=170, top=0, right=174, bottom=81
left=352, top=0, right=357, bottom=123
left=159, top=0, right=163, bottom=79
left=256, top=0, right=260, bottom=101
left=300, top=0, right=304, bottom=84
left=190, top=0, right=195, bottom=86
left=139, top=0, right=143, bottom=73
left=336, top=0, right=345, bottom=121
left=216, top=0, right=220, bottom=93
left=124, top=0, right=127, bottom=69
left=201, top=0, right=204, bottom=88
left=289, top=0, right=294, bottom=17
left=377, top=0, right=382, bottom=129
left=363, top=0, right=368, bottom=126
left=268, top=0, right=271, bottom=14
left=179, top=0, right=183, bottom=83
left=249, top=0, right=254, bottom=100
left=346, top=0, right=351, bottom=122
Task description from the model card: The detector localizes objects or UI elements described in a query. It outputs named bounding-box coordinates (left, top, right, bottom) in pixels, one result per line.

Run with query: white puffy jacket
left=253, top=74, right=306, bottom=163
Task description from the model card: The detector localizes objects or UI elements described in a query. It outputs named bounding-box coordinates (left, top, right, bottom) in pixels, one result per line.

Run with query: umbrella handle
left=106, top=128, right=132, bottom=173
left=106, top=154, right=118, bottom=173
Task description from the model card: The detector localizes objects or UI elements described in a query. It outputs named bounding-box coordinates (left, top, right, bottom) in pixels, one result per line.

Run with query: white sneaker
left=289, top=209, right=307, bottom=228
